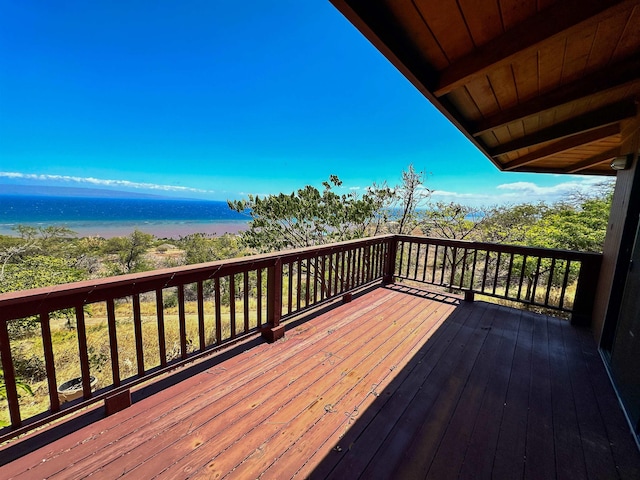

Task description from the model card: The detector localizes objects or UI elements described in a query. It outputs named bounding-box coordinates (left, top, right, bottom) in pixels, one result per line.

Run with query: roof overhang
left=330, top=0, right=640, bottom=176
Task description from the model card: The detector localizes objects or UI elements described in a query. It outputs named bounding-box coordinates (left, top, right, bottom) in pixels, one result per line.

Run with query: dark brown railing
left=392, top=235, right=601, bottom=320
left=0, top=235, right=600, bottom=441
left=0, top=237, right=388, bottom=441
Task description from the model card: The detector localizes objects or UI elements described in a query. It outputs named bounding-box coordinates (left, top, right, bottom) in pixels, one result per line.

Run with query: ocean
left=0, top=195, right=250, bottom=238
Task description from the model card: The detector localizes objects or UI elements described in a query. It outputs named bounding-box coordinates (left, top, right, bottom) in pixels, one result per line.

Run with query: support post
left=464, top=290, right=475, bottom=302
left=263, top=259, right=285, bottom=342
left=572, top=254, right=602, bottom=326
left=384, top=237, right=398, bottom=284
left=105, top=389, right=131, bottom=416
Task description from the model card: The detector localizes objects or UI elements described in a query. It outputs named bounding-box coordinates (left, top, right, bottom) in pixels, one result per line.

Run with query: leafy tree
left=421, top=202, right=485, bottom=240
left=228, top=175, right=394, bottom=252
left=102, top=229, right=155, bottom=274
left=387, top=165, right=431, bottom=235
left=178, top=233, right=247, bottom=265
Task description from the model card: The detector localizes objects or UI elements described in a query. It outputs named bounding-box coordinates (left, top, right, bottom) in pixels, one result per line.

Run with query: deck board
left=1, top=284, right=639, bottom=479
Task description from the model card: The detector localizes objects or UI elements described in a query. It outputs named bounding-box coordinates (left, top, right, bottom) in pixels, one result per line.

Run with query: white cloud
left=431, top=177, right=614, bottom=207
left=0, top=171, right=214, bottom=194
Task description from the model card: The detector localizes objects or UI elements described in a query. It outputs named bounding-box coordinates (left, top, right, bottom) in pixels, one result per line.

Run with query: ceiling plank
left=471, top=54, right=640, bottom=136
left=501, top=124, right=622, bottom=170
left=490, top=100, right=636, bottom=157
left=434, top=0, right=638, bottom=97
left=510, top=165, right=617, bottom=175
left=564, top=147, right=621, bottom=173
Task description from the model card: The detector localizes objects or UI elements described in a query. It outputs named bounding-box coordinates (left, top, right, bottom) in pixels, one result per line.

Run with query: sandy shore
left=0, top=221, right=248, bottom=239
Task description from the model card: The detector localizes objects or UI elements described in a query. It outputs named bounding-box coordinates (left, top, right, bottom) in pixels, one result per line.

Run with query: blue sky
left=0, top=1, right=611, bottom=206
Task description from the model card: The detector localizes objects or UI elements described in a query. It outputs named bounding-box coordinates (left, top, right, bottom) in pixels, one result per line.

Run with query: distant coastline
left=0, top=194, right=249, bottom=239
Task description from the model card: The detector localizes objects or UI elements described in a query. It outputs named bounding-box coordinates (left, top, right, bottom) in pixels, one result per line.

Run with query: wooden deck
left=1, top=284, right=639, bottom=479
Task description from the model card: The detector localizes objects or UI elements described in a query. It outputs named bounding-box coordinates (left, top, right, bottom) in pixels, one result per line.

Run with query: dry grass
left=1, top=298, right=262, bottom=426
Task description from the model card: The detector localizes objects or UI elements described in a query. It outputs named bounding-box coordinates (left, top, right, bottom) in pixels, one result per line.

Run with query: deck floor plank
left=523, top=313, right=556, bottom=480
left=160, top=290, right=447, bottom=478
left=1, top=284, right=639, bottom=480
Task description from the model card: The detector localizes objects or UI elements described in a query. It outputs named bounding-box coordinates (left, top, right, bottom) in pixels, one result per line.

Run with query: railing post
left=0, top=320, right=21, bottom=428
left=384, top=237, right=398, bottom=284
left=263, top=259, right=285, bottom=342
left=571, top=254, right=602, bottom=326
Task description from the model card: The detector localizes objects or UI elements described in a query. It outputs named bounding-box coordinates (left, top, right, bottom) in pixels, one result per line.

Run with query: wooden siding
left=1, top=285, right=638, bottom=479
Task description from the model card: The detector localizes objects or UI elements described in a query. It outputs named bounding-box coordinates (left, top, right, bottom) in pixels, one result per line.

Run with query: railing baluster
left=295, top=260, right=302, bottom=311
left=449, top=247, right=458, bottom=287
left=305, top=258, right=311, bottom=306
left=154, top=291, right=166, bottom=368
left=229, top=275, right=236, bottom=339
left=481, top=251, right=490, bottom=293
left=287, top=262, right=293, bottom=315
left=197, top=281, right=205, bottom=350
left=493, top=252, right=501, bottom=295
left=406, top=242, right=413, bottom=278
left=345, top=250, right=352, bottom=291
left=470, top=249, right=478, bottom=290
left=422, top=244, right=429, bottom=282
left=531, top=257, right=542, bottom=303
left=243, top=272, right=250, bottom=333
left=517, top=255, right=528, bottom=300
left=545, top=258, right=557, bottom=307
left=75, top=306, right=92, bottom=399
left=214, top=277, right=222, bottom=344
left=504, top=254, right=514, bottom=298
left=327, top=253, right=334, bottom=298
left=320, top=255, right=327, bottom=301
left=431, top=245, right=438, bottom=283
left=257, top=268, right=263, bottom=326
left=413, top=243, right=421, bottom=280
left=439, top=246, right=447, bottom=285
left=40, top=312, right=60, bottom=413
left=178, top=285, right=187, bottom=359
left=133, top=294, right=145, bottom=376
left=313, top=257, right=319, bottom=304
left=0, top=319, right=21, bottom=427
left=398, top=241, right=405, bottom=277
left=560, top=260, right=571, bottom=310
left=459, top=248, right=468, bottom=289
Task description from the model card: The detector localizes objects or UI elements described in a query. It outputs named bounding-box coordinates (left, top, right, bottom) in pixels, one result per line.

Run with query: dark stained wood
left=2, top=285, right=639, bottom=479
left=471, top=55, right=640, bottom=136
left=434, top=0, right=636, bottom=96
left=40, top=312, right=60, bottom=414
left=491, top=100, right=635, bottom=156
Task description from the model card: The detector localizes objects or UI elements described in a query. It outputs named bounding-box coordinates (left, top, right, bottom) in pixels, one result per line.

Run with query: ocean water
left=0, top=195, right=249, bottom=238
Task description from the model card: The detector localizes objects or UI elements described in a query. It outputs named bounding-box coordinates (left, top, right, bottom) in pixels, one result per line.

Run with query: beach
left=0, top=221, right=248, bottom=239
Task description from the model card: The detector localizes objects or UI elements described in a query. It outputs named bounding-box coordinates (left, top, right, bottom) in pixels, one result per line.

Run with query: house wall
left=593, top=151, right=640, bottom=346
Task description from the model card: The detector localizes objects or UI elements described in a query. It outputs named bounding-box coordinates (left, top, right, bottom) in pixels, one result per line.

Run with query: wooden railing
left=392, top=235, right=601, bottom=321
left=0, top=234, right=601, bottom=441
left=0, top=237, right=388, bottom=441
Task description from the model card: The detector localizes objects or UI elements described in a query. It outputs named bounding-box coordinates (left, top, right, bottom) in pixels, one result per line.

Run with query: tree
left=420, top=202, right=485, bottom=240
left=228, top=175, right=395, bottom=252
left=388, top=165, right=431, bottom=235
left=102, top=229, right=155, bottom=274
left=178, top=233, right=247, bottom=265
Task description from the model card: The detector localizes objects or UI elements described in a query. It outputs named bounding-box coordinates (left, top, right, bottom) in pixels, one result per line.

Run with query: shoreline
left=0, top=220, right=249, bottom=239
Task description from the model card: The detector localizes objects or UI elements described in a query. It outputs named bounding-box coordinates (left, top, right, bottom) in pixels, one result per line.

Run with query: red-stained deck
left=1, top=284, right=639, bottom=479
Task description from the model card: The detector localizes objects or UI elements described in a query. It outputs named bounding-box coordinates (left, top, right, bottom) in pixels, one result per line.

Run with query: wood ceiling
left=330, top=0, right=640, bottom=176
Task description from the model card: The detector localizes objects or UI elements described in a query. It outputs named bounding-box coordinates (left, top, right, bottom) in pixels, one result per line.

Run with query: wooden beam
left=565, top=148, right=622, bottom=173
left=510, top=165, right=616, bottom=176
left=501, top=124, right=622, bottom=170
left=471, top=55, right=640, bottom=136
left=490, top=100, right=636, bottom=157
left=434, top=0, right=638, bottom=97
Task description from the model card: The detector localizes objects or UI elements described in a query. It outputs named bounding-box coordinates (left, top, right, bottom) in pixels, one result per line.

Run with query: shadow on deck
left=1, top=284, right=638, bottom=479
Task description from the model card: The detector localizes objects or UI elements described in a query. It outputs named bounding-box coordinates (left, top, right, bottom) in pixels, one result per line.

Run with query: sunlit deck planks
left=1, top=284, right=639, bottom=479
